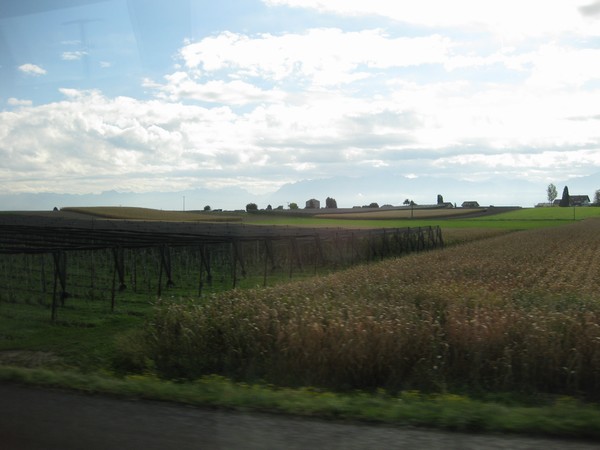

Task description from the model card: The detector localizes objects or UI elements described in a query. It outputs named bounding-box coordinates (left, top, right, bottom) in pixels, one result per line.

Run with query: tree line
left=547, top=183, right=600, bottom=206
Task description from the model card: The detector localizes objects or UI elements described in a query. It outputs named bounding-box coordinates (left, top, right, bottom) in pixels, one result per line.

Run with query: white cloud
left=61, top=51, right=88, bottom=61
left=526, top=44, right=600, bottom=88
left=0, top=89, right=285, bottom=194
left=178, top=29, right=451, bottom=86
left=389, top=79, right=600, bottom=152
left=434, top=150, right=600, bottom=175
left=264, top=0, right=600, bottom=39
left=4, top=5, right=600, bottom=202
left=2, top=73, right=600, bottom=198
left=18, top=64, right=47, bottom=76
left=7, top=98, right=32, bottom=106
left=149, top=72, right=286, bottom=104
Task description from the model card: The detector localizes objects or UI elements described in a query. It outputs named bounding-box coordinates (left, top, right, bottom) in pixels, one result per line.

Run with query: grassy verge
left=1, top=366, right=599, bottom=439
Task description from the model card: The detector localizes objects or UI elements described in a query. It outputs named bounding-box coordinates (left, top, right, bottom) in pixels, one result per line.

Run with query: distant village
left=245, top=185, right=600, bottom=213
left=247, top=195, right=497, bottom=213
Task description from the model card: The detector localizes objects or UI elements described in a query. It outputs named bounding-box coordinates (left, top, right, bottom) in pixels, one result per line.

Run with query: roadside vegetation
left=2, top=207, right=600, bottom=439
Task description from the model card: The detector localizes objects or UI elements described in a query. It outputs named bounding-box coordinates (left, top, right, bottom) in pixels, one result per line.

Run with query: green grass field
left=245, top=206, right=600, bottom=230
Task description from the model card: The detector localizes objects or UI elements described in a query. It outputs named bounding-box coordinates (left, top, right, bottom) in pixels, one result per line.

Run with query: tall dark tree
left=325, top=197, right=337, bottom=208
left=559, top=186, right=570, bottom=207
left=246, top=203, right=258, bottom=212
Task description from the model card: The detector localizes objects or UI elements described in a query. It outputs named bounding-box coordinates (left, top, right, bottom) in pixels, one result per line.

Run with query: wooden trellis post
left=231, top=240, right=247, bottom=288
left=313, top=234, right=325, bottom=274
left=39, top=253, right=46, bottom=305
left=51, top=251, right=67, bottom=321
left=288, top=237, right=302, bottom=279
left=157, top=246, right=174, bottom=297
left=112, top=247, right=126, bottom=291
left=197, top=245, right=213, bottom=296
left=381, top=229, right=389, bottom=260
left=262, top=239, right=277, bottom=287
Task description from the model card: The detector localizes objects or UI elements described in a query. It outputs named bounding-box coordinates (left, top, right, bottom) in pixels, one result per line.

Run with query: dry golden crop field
left=60, top=206, right=240, bottom=222
left=440, top=227, right=509, bottom=246
left=136, top=218, right=600, bottom=398
left=426, top=217, right=600, bottom=296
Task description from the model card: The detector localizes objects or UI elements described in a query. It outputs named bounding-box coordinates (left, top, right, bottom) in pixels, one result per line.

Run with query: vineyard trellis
left=0, top=214, right=443, bottom=319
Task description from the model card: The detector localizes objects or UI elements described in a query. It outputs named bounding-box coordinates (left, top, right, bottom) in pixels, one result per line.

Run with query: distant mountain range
left=1, top=172, right=598, bottom=212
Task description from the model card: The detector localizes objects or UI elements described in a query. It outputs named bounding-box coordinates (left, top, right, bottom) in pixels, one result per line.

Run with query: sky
left=1, top=0, right=600, bottom=210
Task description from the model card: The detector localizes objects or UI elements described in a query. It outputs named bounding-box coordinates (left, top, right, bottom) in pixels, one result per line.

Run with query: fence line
left=0, top=215, right=443, bottom=319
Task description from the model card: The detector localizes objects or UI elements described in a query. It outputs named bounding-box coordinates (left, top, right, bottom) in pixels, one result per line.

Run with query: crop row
left=133, top=219, right=600, bottom=398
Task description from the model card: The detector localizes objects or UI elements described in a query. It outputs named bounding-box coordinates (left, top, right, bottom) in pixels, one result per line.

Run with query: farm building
left=570, top=195, right=591, bottom=206
left=461, top=201, right=480, bottom=208
left=553, top=195, right=591, bottom=206
left=305, top=198, right=320, bottom=209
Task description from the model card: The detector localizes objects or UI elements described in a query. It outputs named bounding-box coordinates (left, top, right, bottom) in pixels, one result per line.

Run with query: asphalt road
left=0, top=383, right=597, bottom=450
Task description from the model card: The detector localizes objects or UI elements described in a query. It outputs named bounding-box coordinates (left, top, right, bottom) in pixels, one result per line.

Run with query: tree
left=594, top=189, right=600, bottom=205
left=246, top=203, right=258, bottom=212
left=547, top=183, right=557, bottom=205
left=368, top=202, right=379, bottom=208
left=559, top=186, right=570, bottom=207
left=289, top=202, right=299, bottom=210
left=266, top=204, right=272, bottom=211
left=437, top=194, right=444, bottom=205
left=325, top=197, right=337, bottom=208
left=203, top=205, right=211, bottom=211
left=403, top=199, right=411, bottom=205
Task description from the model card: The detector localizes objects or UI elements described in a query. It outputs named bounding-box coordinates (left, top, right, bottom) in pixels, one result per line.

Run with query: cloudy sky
left=1, top=0, right=600, bottom=209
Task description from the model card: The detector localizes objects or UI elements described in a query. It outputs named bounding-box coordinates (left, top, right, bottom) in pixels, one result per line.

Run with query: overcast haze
left=1, top=0, right=600, bottom=210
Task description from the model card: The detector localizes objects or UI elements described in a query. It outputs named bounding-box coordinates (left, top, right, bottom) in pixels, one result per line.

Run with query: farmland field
left=24, top=204, right=600, bottom=231
left=136, top=218, right=600, bottom=399
left=59, top=206, right=241, bottom=222
left=246, top=205, right=600, bottom=230
left=313, top=207, right=489, bottom=220
left=2, top=208, right=600, bottom=437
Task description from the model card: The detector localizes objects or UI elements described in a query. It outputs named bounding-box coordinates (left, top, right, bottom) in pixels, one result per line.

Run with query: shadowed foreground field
left=2, top=209, right=600, bottom=439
